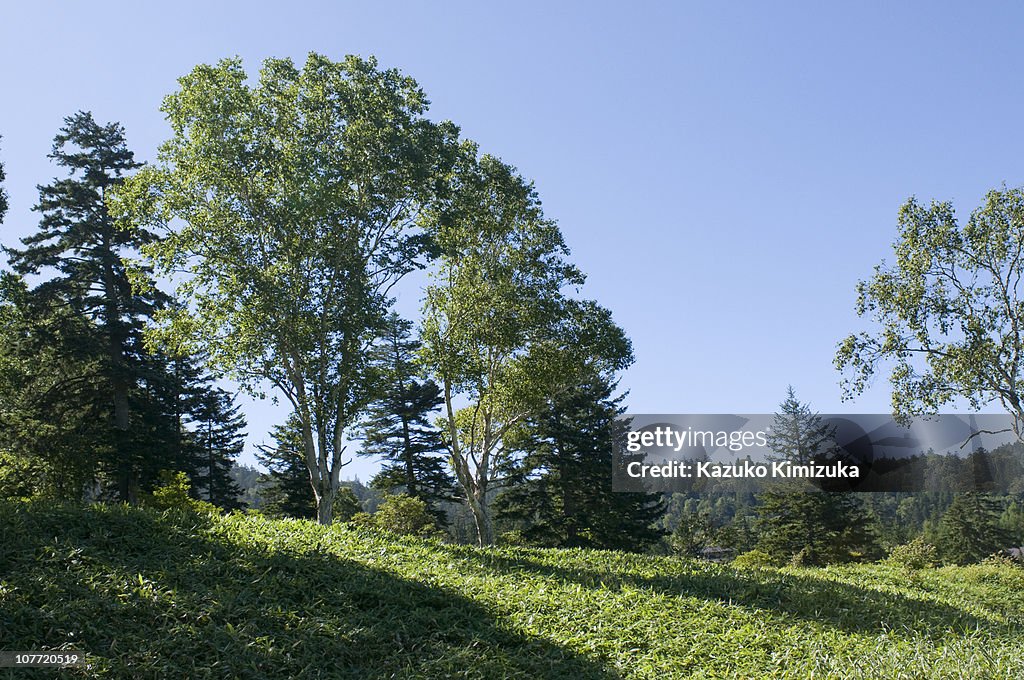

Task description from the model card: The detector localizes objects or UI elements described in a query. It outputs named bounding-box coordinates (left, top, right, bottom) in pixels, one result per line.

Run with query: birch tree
left=420, top=147, right=632, bottom=545
left=112, top=54, right=457, bottom=523
left=836, top=187, right=1024, bottom=437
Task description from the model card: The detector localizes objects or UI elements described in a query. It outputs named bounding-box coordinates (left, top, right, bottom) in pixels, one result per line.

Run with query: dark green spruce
left=257, top=414, right=317, bottom=520
left=495, top=373, right=666, bottom=552
left=2, top=113, right=245, bottom=504
left=359, top=313, right=457, bottom=520
left=755, top=387, right=879, bottom=565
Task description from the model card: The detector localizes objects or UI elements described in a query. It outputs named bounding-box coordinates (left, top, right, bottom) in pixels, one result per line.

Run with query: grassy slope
left=1, top=503, right=1023, bottom=679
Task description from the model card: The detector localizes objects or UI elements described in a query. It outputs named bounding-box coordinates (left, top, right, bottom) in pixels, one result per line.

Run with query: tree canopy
left=420, top=146, right=633, bottom=545
left=837, top=187, right=1024, bottom=435
left=111, top=53, right=459, bottom=523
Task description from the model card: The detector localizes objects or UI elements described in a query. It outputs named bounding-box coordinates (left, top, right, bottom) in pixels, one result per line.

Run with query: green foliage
left=981, top=552, right=1022, bottom=568
left=371, top=494, right=440, bottom=537
left=3, top=111, right=167, bottom=501
left=668, top=510, right=715, bottom=556
left=498, top=528, right=528, bottom=547
left=145, top=470, right=215, bottom=513
left=229, top=464, right=263, bottom=509
left=0, top=114, right=243, bottom=504
left=659, top=493, right=759, bottom=555
left=256, top=414, right=316, bottom=520
left=3, top=502, right=1024, bottom=678
left=420, top=147, right=632, bottom=544
left=766, top=385, right=837, bottom=465
left=111, top=53, right=458, bottom=524
left=495, top=374, right=664, bottom=552
left=755, top=390, right=880, bottom=565
left=732, top=549, right=782, bottom=569
left=887, top=538, right=939, bottom=570
left=359, top=312, right=457, bottom=520
left=332, top=487, right=362, bottom=523
left=0, top=450, right=46, bottom=499
left=348, top=510, right=374, bottom=529
left=837, top=186, right=1024, bottom=425
left=938, top=492, right=1014, bottom=565
left=756, top=490, right=880, bottom=565
left=999, top=500, right=1024, bottom=544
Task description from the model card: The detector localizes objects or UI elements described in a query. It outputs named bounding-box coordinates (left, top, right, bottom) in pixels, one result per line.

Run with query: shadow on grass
left=434, top=545, right=1012, bottom=638
left=0, top=504, right=619, bottom=679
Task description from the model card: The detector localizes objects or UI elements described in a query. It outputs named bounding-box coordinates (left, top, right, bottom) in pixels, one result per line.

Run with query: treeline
left=658, top=391, right=1024, bottom=566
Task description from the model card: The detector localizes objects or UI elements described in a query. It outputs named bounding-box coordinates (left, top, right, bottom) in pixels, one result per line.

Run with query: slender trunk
left=468, top=490, right=493, bottom=546
left=207, top=419, right=214, bottom=502
left=104, top=261, right=133, bottom=503
left=401, top=414, right=417, bottom=498
left=442, top=378, right=493, bottom=545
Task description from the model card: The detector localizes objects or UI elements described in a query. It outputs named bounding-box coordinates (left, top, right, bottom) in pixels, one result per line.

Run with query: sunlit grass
left=2, top=502, right=1021, bottom=678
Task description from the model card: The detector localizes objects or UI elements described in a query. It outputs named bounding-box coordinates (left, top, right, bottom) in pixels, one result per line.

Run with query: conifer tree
left=4, top=112, right=164, bottom=501
left=755, top=490, right=878, bottom=564
left=755, top=387, right=878, bottom=564
left=1000, top=500, right=1024, bottom=545
left=359, top=313, right=457, bottom=519
left=765, top=385, right=838, bottom=465
left=188, top=386, right=246, bottom=509
left=257, top=415, right=317, bottom=520
left=0, top=273, right=106, bottom=498
left=937, top=492, right=1013, bottom=564
left=494, top=373, right=665, bottom=552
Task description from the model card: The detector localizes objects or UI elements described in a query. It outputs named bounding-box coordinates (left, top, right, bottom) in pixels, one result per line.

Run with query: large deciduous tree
left=111, top=54, right=457, bottom=523
left=836, top=187, right=1024, bottom=435
left=420, top=147, right=633, bottom=545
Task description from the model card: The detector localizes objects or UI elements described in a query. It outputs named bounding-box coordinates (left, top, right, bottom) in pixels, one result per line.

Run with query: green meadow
left=2, top=502, right=1022, bottom=679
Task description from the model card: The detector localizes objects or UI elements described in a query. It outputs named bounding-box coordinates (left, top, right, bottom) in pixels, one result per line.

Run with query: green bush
left=145, top=471, right=215, bottom=514
left=0, top=450, right=45, bottom=500
left=981, top=552, right=1022, bottom=568
left=887, top=538, right=938, bottom=570
left=732, top=549, right=779, bottom=569
left=498, top=529, right=527, bottom=547
left=332, top=487, right=362, bottom=523
left=789, top=546, right=812, bottom=568
left=348, top=511, right=374, bottom=529
left=373, top=494, right=439, bottom=537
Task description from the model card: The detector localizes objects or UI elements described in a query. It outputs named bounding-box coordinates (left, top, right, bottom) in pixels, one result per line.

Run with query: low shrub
left=373, top=494, right=439, bottom=537
left=982, top=552, right=1022, bottom=568
left=732, top=549, right=779, bottom=569
left=887, top=538, right=938, bottom=570
left=144, top=471, right=216, bottom=514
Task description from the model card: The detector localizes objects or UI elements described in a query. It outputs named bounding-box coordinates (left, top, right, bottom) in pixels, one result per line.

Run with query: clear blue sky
left=3, top=2, right=1023, bottom=478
